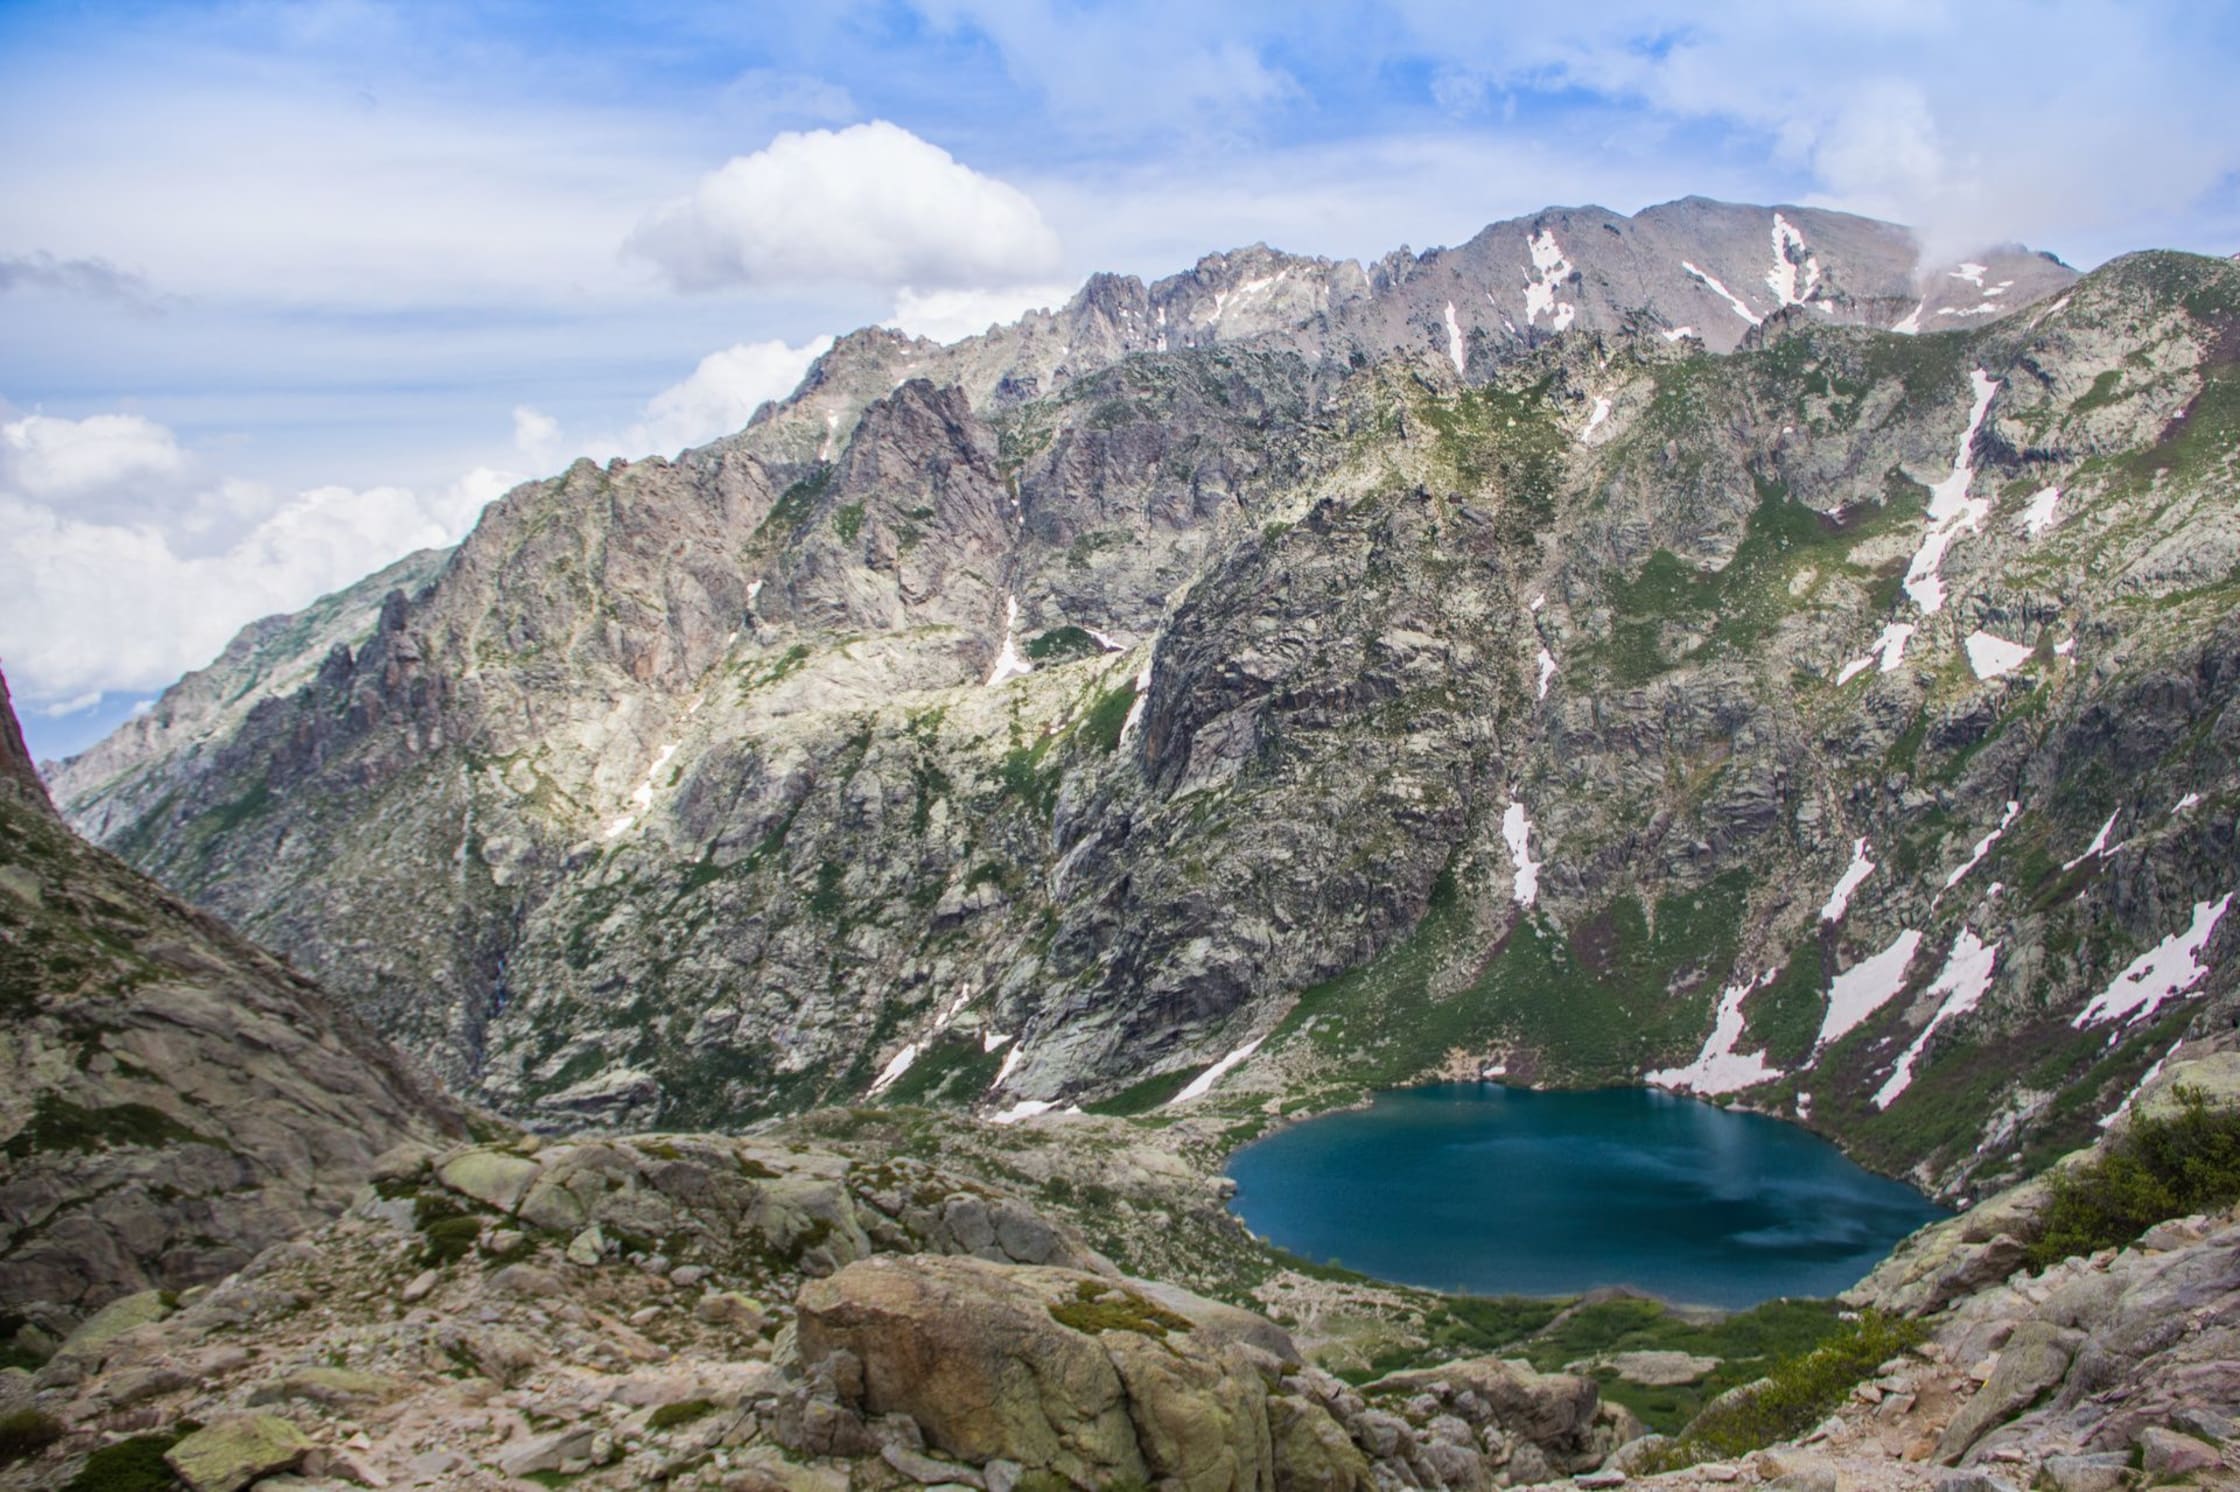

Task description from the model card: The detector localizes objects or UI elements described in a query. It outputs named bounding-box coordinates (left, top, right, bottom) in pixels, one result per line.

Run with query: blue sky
left=4, top=0, right=2237, bottom=759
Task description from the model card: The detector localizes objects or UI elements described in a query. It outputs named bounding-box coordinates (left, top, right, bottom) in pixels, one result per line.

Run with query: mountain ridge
left=38, top=207, right=2238, bottom=1204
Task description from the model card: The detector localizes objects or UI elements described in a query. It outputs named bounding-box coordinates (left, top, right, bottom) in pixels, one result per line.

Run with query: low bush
left=1653, top=1310, right=1923, bottom=1465
left=2029, top=1085, right=2240, bottom=1269
left=0, top=1409, right=63, bottom=1464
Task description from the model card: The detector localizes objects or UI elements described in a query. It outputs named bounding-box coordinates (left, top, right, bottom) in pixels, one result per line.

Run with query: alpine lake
left=1224, top=1082, right=1947, bottom=1310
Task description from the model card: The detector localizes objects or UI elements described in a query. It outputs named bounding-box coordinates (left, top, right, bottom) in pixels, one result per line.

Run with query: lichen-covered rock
left=164, top=1413, right=313, bottom=1491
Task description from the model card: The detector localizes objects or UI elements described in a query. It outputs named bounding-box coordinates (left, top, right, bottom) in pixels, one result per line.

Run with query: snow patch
left=2062, top=811, right=2120, bottom=872
left=1835, top=622, right=1915, bottom=685
left=1965, top=630, right=2034, bottom=680
left=868, top=1041, right=920, bottom=1097
left=2177, top=792, right=2202, bottom=814
left=1661, top=325, right=1695, bottom=343
left=1580, top=396, right=1611, bottom=442
left=1502, top=798, right=1542, bottom=908
left=989, top=1098, right=1063, bottom=1125
left=982, top=1030, right=1013, bottom=1053
left=1949, top=263, right=1989, bottom=288
left=2100, top=1047, right=2175, bottom=1129
left=819, top=410, right=839, bottom=462
left=1892, top=301, right=1927, bottom=335
left=1944, top=801, right=2021, bottom=890
left=1682, top=261, right=1760, bottom=326
left=1119, top=656, right=1154, bottom=743
left=1646, top=970, right=1784, bottom=1095
left=1875, top=928, right=2000, bottom=1108
left=603, top=739, right=683, bottom=840
left=1901, top=370, right=1999, bottom=613
left=994, top=1042, right=1026, bottom=1089
left=1818, top=929, right=1924, bottom=1047
left=985, top=594, right=1033, bottom=687
left=1522, top=230, right=1576, bottom=329
left=1535, top=646, right=1558, bottom=701
left=2021, top=486, right=2061, bottom=538
left=1765, top=213, right=1821, bottom=307
left=2073, top=895, right=2232, bottom=1027
left=1820, top=837, right=1875, bottom=922
left=1167, top=1036, right=1266, bottom=1106
left=1444, top=301, right=1467, bottom=376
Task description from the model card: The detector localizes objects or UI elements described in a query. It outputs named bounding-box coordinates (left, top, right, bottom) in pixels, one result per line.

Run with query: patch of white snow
left=1580, top=396, right=1611, bottom=442
left=1836, top=622, right=1916, bottom=684
left=1901, top=370, right=1999, bottom=613
left=1522, top=231, right=1576, bottom=328
left=1535, top=647, right=1558, bottom=701
left=1818, top=929, right=1925, bottom=1047
left=1167, top=1036, right=1267, bottom=1106
left=868, top=1041, right=920, bottom=1097
left=1965, top=630, right=2034, bottom=680
left=1766, top=213, right=1821, bottom=307
left=2061, top=811, right=2120, bottom=872
left=1646, top=971, right=1784, bottom=1095
left=1874, top=928, right=2000, bottom=1108
left=1945, top=801, right=2021, bottom=890
left=1892, top=301, right=1927, bottom=336
left=2021, top=486, right=2061, bottom=538
left=1682, top=261, right=1760, bottom=326
left=1444, top=301, right=1467, bottom=376
left=1821, top=838, right=1876, bottom=922
left=2073, top=894, right=2233, bottom=1027
left=985, top=594, right=1033, bottom=687
left=1661, top=326, right=1695, bottom=343
left=1502, top=798, right=1542, bottom=908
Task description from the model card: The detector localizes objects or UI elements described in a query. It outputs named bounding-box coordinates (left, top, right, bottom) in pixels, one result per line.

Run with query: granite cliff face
left=44, top=200, right=2240, bottom=1199
left=0, top=665, right=464, bottom=1336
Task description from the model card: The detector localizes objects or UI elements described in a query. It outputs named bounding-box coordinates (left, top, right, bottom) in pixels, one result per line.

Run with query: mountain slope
left=45, top=207, right=2238, bottom=1200
left=0, top=665, right=465, bottom=1334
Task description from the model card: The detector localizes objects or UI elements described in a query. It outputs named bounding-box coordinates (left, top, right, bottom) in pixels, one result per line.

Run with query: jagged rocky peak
left=0, top=664, right=54, bottom=816
left=39, top=217, right=2232, bottom=1200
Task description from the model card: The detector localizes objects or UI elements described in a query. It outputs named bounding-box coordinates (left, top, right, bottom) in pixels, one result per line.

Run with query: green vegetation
left=63, top=1425, right=197, bottom=1491
left=759, top=465, right=833, bottom=539
left=1048, top=1280, right=1195, bottom=1339
left=878, top=1035, right=1007, bottom=1107
left=831, top=503, right=865, bottom=543
left=1278, top=868, right=1751, bottom=1095
left=2072, top=368, right=2124, bottom=413
left=648, top=1398, right=718, bottom=1431
left=3, top=1095, right=214, bottom=1160
left=1024, top=626, right=1103, bottom=663
left=1652, top=1310, right=1923, bottom=1463
left=1074, top=683, right=1136, bottom=756
left=2029, top=1085, right=2240, bottom=1268
left=1085, top=1066, right=1199, bottom=1116
left=0, top=1409, right=63, bottom=1465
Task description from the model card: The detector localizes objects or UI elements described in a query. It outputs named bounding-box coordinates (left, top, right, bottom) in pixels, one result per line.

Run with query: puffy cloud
left=2, top=412, right=186, bottom=501
left=627, top=337, right=833, bottom=455
left=0, top=408, right=522, bottom=706
left=886, top=283, right=1076, bottom=344
left=515, top=336, right=833, bottom=468
left=625, top=121, right=1063, bottom=292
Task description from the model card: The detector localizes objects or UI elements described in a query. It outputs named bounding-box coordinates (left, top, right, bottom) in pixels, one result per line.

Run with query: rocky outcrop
left=0, top=665, right=464, bottom=1333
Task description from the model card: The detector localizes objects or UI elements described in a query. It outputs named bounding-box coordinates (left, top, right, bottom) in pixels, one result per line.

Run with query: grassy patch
left=3, top=1095, right=215, bottom=1160
left=1025, top=626, right=1103, bottom=663
left=1074, top=683, right=1136, bottom=756
left=1654, top=1310, right=1923, bottom=1464
left=2029, top=1084, right=2240, bottom=1267
left=648, top=1398, right=718, bottom=1431
left=63, top=1425, right=197, bottom=1491
left=0, top=1409, right=62, bottom=1465
left=1085, top=1066, right=1199, bottom=1116
left=1048, top=1280, right=1195, bottom=1339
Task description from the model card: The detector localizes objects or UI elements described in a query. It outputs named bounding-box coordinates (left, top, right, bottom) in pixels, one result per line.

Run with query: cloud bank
left=626, top=121, right=1063, bottom=291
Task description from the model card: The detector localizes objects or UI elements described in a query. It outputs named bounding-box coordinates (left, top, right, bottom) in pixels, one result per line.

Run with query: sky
left=3, top=0, right=2237, bottom=760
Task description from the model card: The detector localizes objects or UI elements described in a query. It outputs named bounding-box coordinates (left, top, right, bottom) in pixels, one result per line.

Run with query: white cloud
left=625, top=121, right=1063, bottom=292
left=0, top=408, right=522, bottom=706
left=886, top=283, right=1077, bottom=344
left=2, top=412, right=185, bottom=501
left=512, top=405, right=563, bottom=467
left=627, top=337, right=832, bottom=454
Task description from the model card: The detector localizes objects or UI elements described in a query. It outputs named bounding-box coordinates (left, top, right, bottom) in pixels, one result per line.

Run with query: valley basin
left=1224, top=1082, right=1947, bottom=1309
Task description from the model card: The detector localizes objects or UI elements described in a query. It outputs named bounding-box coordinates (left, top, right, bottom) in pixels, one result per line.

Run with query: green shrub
left=1659, top=1310, right=1923, bottom=1464
left=648, top=1398, right=717, bottom=1431
left=0, top=1409, right=63, bottom=1464
left=63, top=1425, right=195, bottom=1491
left=2029, top=1085, right=2240, bottom=1268
left=420, top=1214, right=484, bottom=1267
left=1048, top=1281, right=1194, bottom=1339
left=1024, top=626, right=1102, bottom=663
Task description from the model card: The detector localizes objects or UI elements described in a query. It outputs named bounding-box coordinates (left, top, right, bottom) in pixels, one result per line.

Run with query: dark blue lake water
left=1225, top=1083, right=1946, bottom=1309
